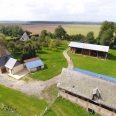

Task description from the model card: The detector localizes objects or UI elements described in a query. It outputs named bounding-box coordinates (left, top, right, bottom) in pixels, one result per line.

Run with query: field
left=20, top=24, right=100, bottom=37
left=65, top=24, right=100, bottom=37
left=0, top=84, right=100, bottom=116
left=68, top=49, right=116, bottom=78
left=0, top=84, right=47, bottom=116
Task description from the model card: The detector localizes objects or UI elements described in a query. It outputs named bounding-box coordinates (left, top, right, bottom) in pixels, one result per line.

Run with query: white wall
left=30, top=67, right=37, bottom=72
left=12, top=64, right=24, bottom=74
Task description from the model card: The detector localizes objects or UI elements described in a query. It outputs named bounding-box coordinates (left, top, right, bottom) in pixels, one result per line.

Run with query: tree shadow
left=37, top=51, right=48, bottom=54
left=44, top=64, right=48, bottom=69
left=107, top=53, right=116, bottom=61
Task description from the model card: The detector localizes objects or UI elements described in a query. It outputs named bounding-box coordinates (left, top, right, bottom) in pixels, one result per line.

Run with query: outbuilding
left=68, top=42, right=109, bottom=59
left=5, top=58, right=24, bottom=74
left=24, top=57, right=44, bottom=72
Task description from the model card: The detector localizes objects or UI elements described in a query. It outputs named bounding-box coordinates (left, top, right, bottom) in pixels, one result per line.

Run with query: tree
left=7, top=41, right=15, bottom=51
left=85, top=31, right=94, bottom=44
left=98, top=21, right=115, bottom=46
left=0, top=33, right=6, bottom=45
left=100, top=28, right=113, bottom=45
left=54, top=25, right=66, bottom=39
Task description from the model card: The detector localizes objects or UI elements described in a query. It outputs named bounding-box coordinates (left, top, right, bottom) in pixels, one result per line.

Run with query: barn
left=68, top=42, right=109, bottom=59
left=57, top=68, right=116, bottom=116
left=0, top=42, right=13, bottom=74
left=5, top=58, right=24, bottom=75
left=24, top=57, right=44, bottom=72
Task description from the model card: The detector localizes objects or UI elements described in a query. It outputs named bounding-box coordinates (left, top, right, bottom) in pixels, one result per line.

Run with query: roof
left=5, top=58, right=17, bottom=69
left=19, top=32, right=30, bottom=41
left=25, top=59, right=44, bottom=69
left=58, top=68, right=116, bottom=110
left=0, top=54, right=13, bottom=68
left=73, top=68, right=116, bottom=83
left=68, top=42, right=109, bottom=52
left=24, top=57, right=40, bottom=63
left=0, top=43, right=11, bottom=56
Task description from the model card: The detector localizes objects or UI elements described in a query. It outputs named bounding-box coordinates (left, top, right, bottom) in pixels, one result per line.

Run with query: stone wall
left=59, top=90, right=116, bottom=116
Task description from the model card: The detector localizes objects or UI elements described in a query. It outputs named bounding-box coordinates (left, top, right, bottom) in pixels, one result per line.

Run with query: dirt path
left=0, top=49, right=73, bottom=96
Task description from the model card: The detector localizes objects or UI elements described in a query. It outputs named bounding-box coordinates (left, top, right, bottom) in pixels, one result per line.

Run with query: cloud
left=0, top=0, right=116, bottom=22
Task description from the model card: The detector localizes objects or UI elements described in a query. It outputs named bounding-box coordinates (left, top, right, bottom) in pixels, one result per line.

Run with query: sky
left=0, top=0, right=116, bottom=22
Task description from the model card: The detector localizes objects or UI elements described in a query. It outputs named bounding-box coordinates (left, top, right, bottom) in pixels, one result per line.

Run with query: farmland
left=20, top=24, right=100, bottom=37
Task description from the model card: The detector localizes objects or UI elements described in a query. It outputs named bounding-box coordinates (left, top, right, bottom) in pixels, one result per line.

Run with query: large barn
left=0, top=42, right=13, bottom=73
left=68, top=42, right=109, bottom=59
left=57, top=68, right=116, bottom=116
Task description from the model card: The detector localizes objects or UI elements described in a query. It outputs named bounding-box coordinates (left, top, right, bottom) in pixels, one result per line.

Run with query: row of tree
left=0, top=25, right=32, bottom=37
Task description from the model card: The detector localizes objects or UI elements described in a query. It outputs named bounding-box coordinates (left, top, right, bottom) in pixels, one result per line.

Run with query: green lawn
left=0, top=84, right=100, bottom=116
left=68, top=49, right=116, bottom=78
left=64, top=24, right=100, bottom=37
left=30, top=45, right=67, bottom=81
left=0, top=85, right=47, bottom=116
left=45, top=98, right=100, bottom=116
left=5, top=36, right=19, bottom=40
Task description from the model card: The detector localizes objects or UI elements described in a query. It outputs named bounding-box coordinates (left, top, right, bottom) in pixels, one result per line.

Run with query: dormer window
left=91, top=88, right=101, bottom=102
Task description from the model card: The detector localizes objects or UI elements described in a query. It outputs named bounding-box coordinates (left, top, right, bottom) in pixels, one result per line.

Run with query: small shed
left=68, top=42, right=109, bottom=59
left=5, top=58, right=24, bottom=74
left=24, top=57, right=44, bottom=72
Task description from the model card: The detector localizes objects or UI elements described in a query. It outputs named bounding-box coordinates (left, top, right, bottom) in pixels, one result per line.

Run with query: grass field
left=68, top=49, right=116, bottom=78
left=5, top=36, right=18, bottom=40
left=0, top=85, right=47, bottom=116
left=30, top=44, right=67, bottom=81
left=0, top=84, right=100, bottom=116
left=45, top=98, right=100, bottom=116
left=64, top=24, right=100, bottom=37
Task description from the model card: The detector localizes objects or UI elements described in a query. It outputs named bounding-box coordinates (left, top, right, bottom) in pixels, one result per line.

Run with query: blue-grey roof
left=0, top=54, right=13, bottom=68
left=69, top=42, right=109, bottom=52
left=73, top=68, right=116, bottom=83
left=25, top=59, right=44, bottom=69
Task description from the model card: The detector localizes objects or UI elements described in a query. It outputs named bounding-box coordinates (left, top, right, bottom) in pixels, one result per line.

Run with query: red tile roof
left=24, top=57, right=40, bottom=63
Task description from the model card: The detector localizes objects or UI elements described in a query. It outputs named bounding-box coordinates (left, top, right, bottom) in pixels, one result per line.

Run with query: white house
left=5, top=58, right=24, bottom=74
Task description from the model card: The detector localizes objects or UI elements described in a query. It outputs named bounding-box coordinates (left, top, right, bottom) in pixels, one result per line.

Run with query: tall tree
left=98, top=21, right=115, bottom=46
left=85, top=31, right=94, bottom=44
left=54, top=25, right=66, bottom=39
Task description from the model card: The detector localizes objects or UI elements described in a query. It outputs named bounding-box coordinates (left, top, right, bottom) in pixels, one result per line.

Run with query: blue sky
left=0, top=0, right=116, bottom=22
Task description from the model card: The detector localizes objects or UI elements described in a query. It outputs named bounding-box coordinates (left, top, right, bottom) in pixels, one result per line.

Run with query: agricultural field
left=64, top=24, right=101, bottom=37
left=20, top=24, right=101, bottom=37
left=68, top=49, right=116, bottom=78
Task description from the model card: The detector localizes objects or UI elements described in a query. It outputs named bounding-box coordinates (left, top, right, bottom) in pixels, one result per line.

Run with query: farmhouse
left=24, top=57, right=44, bottom=72
left=57, top=68, right=116, bottom=116
left=0, top=42, right=13, bottom=73
left=19, top=32, right=30, bottom=41
left=68, top=42, right=109, bottom=59
left=5, top=58, right=24, bottom=75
